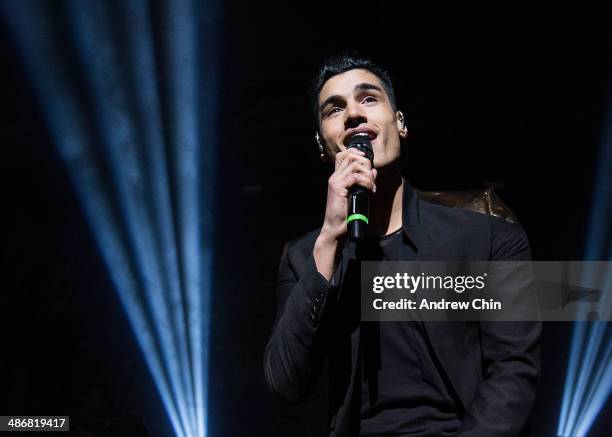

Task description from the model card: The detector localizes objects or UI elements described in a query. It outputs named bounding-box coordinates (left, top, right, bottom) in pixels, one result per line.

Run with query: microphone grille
left=347, top=134, right=374, bottom=162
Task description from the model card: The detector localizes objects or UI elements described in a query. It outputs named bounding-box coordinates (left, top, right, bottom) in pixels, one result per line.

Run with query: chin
left=373, top=154, right=401, bottom=170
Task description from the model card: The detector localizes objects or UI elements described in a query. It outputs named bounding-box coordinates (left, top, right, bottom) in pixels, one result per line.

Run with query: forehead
left=318, top=69, right=387, bottom=104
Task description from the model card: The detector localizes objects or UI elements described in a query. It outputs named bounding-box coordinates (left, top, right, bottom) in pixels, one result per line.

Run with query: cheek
left=324, top=140, right=343, bottom=160
left=321, top=124, right=342, bottom=150
left=378, top=133, right=401, bottom=156
left=325, top=132, right=344, bottom=153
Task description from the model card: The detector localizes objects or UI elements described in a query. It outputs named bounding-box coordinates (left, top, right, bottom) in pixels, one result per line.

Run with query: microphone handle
left=347, top=184, right=370, bottom=240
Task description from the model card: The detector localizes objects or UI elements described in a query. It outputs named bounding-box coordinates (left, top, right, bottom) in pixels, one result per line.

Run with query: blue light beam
left=557, top=78, right=612, bottom=436
left=0, top=3, right=189, bottom=436
left=63, top=2, right=195, bottom=434
left=159, top=0, right=220, bottom=435
left=573, top=330, right=612, bottom=435
left=0, top=0, right=221, bottom=435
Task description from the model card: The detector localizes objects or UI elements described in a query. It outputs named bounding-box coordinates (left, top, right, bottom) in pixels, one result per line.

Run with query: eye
left=327, top=107, right=342, bottom=116
left=362, top=95, right=378, bottom=104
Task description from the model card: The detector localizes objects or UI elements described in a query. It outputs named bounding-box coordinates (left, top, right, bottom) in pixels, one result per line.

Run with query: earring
left=315, top=131, right=324, bottom=154
left=315, top=132, right=329, bottom=162
left=398, top=111, right=406, bottom=130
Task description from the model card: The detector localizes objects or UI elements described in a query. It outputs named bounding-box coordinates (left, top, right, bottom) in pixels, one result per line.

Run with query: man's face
left=317, top=68, right=407, bottom=169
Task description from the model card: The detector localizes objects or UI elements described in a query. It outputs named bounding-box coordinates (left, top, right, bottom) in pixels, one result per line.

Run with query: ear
left=396, top=110, right=408, bottom=139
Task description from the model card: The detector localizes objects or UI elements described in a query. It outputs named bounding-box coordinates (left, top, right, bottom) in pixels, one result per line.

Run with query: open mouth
left=344, top=128, right=377, bottom=146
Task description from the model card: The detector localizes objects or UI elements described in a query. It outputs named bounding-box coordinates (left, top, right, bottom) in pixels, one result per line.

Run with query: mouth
left=343, top=127, right=378, bottom=147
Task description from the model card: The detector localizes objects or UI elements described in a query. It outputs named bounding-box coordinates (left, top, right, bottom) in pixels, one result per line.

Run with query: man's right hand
left=313, top=148, right=377, bottom=280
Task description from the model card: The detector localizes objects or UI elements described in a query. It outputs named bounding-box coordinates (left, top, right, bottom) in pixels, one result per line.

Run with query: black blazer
left=264, top=181, right=541, bottom=437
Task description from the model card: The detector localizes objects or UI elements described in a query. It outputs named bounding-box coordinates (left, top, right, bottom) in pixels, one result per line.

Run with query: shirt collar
left=401, top=178, right=432, bottom=251
left=402, top=177, right=421, bottom=230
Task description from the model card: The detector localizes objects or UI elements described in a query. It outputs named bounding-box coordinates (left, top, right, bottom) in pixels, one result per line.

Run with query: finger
left=346, top=173, right=375, bottom=192
left=335, top=154, right=372, bottom=177
left=372, top=168, right=377, bottom=193
left=331, top=163, right=371, bottom=194
left=336, top=159, right=373, bottom=183
left=333, top=150, right=347, bottom=171
left=334, top=148, right=366, bottom=170
left=337, top=171, right=375, bottom=192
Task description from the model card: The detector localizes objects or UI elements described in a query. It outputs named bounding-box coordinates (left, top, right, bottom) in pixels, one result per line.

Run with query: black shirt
left=358, top=229, right=461, bottom=436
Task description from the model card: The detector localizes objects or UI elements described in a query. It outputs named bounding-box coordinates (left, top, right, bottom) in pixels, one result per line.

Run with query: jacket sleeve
left=263, top=243, right=339, bottom=403
left=456, top=218, right=542, bottom=437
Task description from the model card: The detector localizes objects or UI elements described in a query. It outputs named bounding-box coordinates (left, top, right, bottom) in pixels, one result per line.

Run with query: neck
left=369, top=163, right=403, bottom=237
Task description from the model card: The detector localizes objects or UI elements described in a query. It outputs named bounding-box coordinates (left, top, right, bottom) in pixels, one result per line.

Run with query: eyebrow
left=319, top=82, right=385, bottom=115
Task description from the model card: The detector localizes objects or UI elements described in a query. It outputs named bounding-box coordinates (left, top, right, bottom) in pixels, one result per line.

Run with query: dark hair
left=310, top=52, right=397, bottom=128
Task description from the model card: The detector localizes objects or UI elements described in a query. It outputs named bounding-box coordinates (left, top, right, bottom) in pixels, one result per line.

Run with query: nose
left=344, top=102, right=367, bottom=129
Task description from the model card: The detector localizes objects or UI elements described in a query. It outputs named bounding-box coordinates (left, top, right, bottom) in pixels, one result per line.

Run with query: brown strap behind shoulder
left=416, top=188, right=518, bottom=224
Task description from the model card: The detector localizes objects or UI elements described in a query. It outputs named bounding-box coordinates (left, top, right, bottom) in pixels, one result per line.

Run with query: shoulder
left=416, top=190, right=530, bottom=260
left=283, top=227, right=320, bottom=253
left=280, top=227, right=321, bottom=265
left=419, top=196, right=492, bottom=230
left=488, top=214, right=530, bottom=260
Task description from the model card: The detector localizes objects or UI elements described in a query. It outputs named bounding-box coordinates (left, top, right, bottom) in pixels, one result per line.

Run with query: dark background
left=1, top=1, right=611, bottom=436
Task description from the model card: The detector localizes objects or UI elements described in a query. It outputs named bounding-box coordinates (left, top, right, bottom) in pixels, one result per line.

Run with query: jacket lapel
left=329, top=239, right=362, bottom=436
left=403, top=181, right=477, bottom=412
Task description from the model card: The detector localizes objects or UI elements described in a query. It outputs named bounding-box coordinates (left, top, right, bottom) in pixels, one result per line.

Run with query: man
left=264, top=53, right=541, bottom=437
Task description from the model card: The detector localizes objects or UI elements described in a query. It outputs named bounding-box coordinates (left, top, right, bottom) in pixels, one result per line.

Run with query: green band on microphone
left=347, top=213, right=369, bottom=224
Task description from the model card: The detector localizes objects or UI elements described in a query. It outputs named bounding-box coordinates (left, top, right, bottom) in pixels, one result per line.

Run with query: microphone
left=346, top=133, right=374, bottom=240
